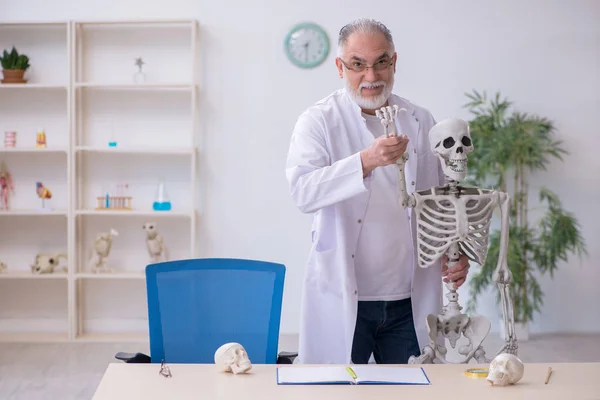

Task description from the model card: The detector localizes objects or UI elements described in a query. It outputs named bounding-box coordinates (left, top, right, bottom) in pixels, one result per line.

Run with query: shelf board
left=76, top=272, right=145, bottom=280
left=75, top=82, right=194, bottom=91
left=0, top=332, right=69, bottom=343
left=75, top=332, right=148, bottom=343
left=75, top=19, right=194, bottom=27
left=0, top=83, right=68, bottom=89
left=75, top=146, right=194, bottom=155
left=76, top=209, right=193, bottom=218
left=0, top=271, right=68, bottom=279
left=0, top=147, right=68, bottom=153
left=0, top=21, right=69, bottom=26
left=0, top=209, right=68, bottom=216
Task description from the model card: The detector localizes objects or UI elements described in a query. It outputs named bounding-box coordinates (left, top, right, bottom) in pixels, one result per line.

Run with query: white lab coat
left=286, top=89, right=445, bottom=364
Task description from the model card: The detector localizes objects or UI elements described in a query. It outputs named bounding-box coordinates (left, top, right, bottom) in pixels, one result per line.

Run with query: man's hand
left=360, top=134, right=409, bottom=177
left=441, top=253, right=470, bottom=288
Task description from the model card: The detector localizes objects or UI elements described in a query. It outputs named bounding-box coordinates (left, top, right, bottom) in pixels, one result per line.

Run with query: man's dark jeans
left=351, top=298, right=421, bottom=364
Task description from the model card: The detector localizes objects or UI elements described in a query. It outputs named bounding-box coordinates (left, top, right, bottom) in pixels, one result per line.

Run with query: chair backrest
left=145, top=258, right=285, bottom=364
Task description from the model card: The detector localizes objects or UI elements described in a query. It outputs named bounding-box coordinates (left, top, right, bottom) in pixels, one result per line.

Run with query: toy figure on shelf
left=36, top=181, right=52, bottom=210
left=36, top=129, right=47, bottom=148
left=0, top=161, right=14, bottom=211
left=143, top=222, right=168, bottom=263
left=0, top=260, right=6, bottom=273
left=88, top=228, right=119, bottom=273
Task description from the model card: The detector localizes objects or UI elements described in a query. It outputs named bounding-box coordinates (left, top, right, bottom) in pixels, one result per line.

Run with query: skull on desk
left=487, top=353, right=524, bottom=386
left=214, top=342, right=252, bottom=374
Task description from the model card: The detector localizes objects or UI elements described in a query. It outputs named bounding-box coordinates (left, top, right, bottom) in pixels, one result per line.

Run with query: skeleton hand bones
left=360, top=105, right=410, bottom=177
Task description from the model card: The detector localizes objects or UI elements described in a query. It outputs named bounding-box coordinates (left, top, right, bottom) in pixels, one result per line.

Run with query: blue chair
left=115, top=258, right=297, bottom=364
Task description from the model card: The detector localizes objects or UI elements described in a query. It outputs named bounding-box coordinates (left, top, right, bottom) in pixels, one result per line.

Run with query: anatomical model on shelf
left=374, top=107, right=517, bottom=364
left=36, top=181, right=52, bottom=210
left=0, top=161, right=14, bottom=211
left=31, top=252, right=67, bottom=274
left=143, top=222, right=169, bottom=263
left=88, top=228, right=119, bottom=273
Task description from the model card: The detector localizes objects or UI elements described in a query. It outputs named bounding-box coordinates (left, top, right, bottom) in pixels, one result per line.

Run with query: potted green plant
left=0, top=46, right=30, bottom=84
left=463, top=90, right=587, bottom=340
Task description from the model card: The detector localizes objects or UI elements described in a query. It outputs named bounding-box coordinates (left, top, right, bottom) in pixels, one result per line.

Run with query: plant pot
left=1, top=69, right=27, bottom=84
left=499, top=319, right=529, bottom=341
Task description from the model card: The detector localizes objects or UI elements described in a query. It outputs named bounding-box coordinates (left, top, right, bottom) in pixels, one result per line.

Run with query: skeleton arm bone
left=492, top=191, right=517, bottom=352
left=395, top=152, right=416, bottom=208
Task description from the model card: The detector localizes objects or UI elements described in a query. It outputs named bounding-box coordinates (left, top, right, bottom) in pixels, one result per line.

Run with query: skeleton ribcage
left=413, top=188, right=498, bottom=268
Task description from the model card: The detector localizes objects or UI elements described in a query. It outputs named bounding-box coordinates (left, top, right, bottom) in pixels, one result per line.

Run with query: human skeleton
left=375, top=106, right=517, bottom=364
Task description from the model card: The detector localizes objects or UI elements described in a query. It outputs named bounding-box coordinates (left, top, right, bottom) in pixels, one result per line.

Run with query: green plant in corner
left=0, top=46, right=30, bottom=84
left=463, top=90, right=587, bottom=326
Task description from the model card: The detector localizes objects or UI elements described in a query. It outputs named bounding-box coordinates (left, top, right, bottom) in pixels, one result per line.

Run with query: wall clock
left=284, top=22, right=330, bottom=69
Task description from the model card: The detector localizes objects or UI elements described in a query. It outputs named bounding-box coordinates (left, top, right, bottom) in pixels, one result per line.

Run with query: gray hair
left=337, top=18, right=394, bottom=58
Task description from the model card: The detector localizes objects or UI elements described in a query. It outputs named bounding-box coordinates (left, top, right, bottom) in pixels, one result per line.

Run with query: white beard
left=344, top=74, right=394, bottom=110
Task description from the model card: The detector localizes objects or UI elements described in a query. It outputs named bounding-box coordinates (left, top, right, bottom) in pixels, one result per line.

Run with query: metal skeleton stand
left=374, top=111, right=518, bottom=364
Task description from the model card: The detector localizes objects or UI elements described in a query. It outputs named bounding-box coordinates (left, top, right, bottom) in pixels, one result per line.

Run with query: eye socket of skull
left=443, top=137, right=456, bottom=149
left=461, top=136, right=472, bottom=147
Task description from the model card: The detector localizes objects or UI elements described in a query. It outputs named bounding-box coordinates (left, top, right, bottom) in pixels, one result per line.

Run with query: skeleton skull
left=486, top=353, right=524, bottom=386
left=214, top=342, right=252, bottom=374
left=429, top=118, right=473, bottom=182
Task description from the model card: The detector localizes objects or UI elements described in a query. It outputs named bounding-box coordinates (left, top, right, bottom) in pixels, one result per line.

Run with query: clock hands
left=303, top=41, right=309, bottom=63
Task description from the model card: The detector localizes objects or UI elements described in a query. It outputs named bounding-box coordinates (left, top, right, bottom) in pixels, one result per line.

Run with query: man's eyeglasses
left=339, top=58, right=394, bottom=73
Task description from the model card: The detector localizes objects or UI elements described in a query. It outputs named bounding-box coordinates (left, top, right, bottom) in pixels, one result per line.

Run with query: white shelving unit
left=0, top=19, right=199, bottom=342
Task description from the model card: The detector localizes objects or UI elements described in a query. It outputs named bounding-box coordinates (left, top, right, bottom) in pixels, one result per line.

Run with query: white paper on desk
left=276, top=366, right=430, bottom=385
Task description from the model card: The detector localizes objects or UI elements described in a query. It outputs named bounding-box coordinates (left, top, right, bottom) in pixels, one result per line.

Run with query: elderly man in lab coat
left=285, top=18, right=471, bottom=365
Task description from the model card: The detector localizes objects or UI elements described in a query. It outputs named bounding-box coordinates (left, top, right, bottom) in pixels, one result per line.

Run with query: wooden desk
left=92, top=362, right=600, bottom=400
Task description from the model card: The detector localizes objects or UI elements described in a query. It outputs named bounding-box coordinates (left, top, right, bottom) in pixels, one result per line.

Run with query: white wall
left=3, top=0, right=599, bottom=335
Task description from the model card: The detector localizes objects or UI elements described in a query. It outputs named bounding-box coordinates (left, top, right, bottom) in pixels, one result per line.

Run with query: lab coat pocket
left=311, top=206, right=337, bottom=252
left=314, top=248, right=342, bottom=296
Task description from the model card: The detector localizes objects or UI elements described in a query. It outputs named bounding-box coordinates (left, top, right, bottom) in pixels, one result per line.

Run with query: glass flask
left=153, top=181, right=172, bottom=211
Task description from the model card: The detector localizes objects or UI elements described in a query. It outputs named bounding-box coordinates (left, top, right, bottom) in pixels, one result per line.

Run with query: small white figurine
left=214, top=342, right=252, bottom=374
left=89, top=229, right=119, bottom=273
left=0, top=261, right=6, bottom=272
left=487, top=353, right=525, bottom=386
left=143, top=222, right=168, bottom=263
left=31, top=252, right=67, bottom=274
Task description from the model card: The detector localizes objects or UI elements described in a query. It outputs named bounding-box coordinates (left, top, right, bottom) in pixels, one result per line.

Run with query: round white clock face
left=284, top=23, right=330, bottom=69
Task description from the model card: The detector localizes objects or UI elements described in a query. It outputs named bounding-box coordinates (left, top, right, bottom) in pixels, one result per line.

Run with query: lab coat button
left=357, top=219, right=362, bottom=223
left=351, top=254, right=354, bottom=258
left=413, top=149, right=417, bottom=154
left=411, top=181, right=415, bottom=185
left=354, top=290, right=358, bottom=295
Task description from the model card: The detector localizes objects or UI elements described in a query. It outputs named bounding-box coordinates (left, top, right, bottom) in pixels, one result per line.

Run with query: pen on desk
left=544, top=367, right=552, bottom=384
left=346, top=366, right=358, bottom=384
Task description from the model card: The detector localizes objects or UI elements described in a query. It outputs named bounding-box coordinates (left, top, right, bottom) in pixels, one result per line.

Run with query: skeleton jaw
left=439, top=155, right=468, bottom=181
